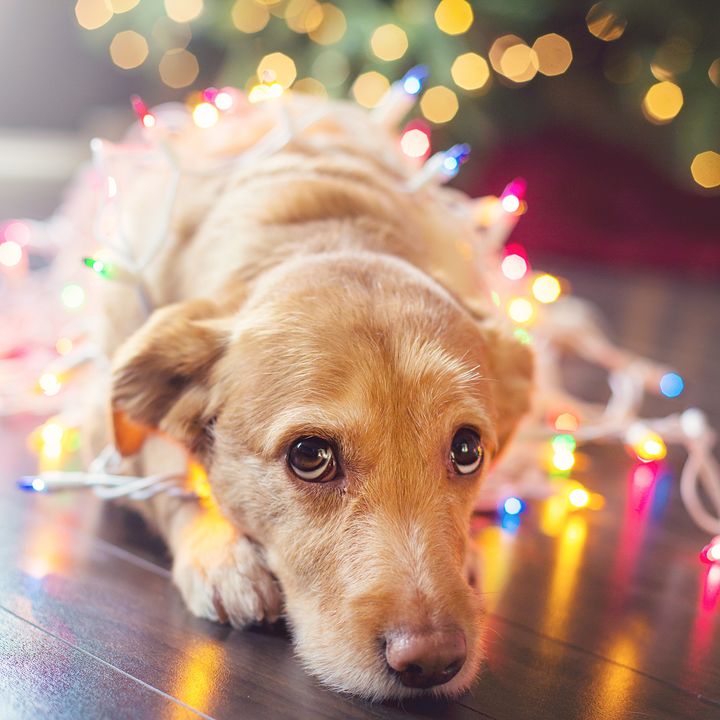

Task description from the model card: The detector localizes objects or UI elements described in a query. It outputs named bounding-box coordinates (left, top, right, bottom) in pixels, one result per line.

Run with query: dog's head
left=111, top=252, right=532, bottom=700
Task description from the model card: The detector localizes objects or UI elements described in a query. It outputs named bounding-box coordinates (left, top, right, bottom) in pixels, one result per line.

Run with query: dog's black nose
left=385, top=630, right=466, bottom=689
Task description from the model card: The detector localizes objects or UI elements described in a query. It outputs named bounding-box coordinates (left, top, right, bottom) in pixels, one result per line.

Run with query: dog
left=95, top=94, right=533, bottom=701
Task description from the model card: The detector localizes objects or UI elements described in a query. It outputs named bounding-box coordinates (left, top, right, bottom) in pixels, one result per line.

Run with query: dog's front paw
left=172, top=511, right=282, bottom=627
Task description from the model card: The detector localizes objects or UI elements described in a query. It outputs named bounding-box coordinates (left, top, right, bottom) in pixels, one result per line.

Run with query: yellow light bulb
left=532, top=274, right=562, bottom=303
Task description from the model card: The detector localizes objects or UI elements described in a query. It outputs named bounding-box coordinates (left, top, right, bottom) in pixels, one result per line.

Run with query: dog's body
left=97, top=96, right=532, bottom=700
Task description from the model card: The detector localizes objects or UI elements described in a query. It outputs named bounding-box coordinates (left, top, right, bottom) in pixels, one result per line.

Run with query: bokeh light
left=38, top=373, right=62, bottom=398
left=532, top=274, right=562, bottom=303
left=659, top=372, right=684, bottom=398
left=285, top=0, right=324, bottom=34
left=109, top=31, right=149, bottom=70
left=159, top=48, right=199, bottom=88
left=450, top=52, right=490, bottom=91
left=552, top=449, right=576, bottom=471
left=690, top=151, right=720, bottom=189
left=164, top=0, right=203, bottom=23
left=192, top=101, right=219, bottom=128
left=110, top=0, right=140, bottom=11
left=508, top=297, right=534, bottom=324
left=152, top=17, right=192, bottom=49
left=501, top=194, right=520, bottom=213
left=400, top=128, right=430, bottom=158
left=533, top=33, right=573, bottom=77
left=501, top=254, right=528, bottom=280
left=75, top=0, right=113, bottom=30
left=555, top=412, right=579, bottom=432
left=709, top=59, right=720, bottom=88
left=61, top=284, right=86, bottom=309
left=568, top=487, right=590, bottom=509
left=651, top=38, right=693, bottom=81
left=642, top=81, right=683, bottom=124
left=499, top=42, right=539, bottom=83
left=434, top=0, right=473, bottom=36
left=503, top=497, right=524, bottom=515
left=370, top=24, right=408, bottom=61
left=586, top=2, right=627, bottom=42
left=636, top=433, right=667, bottom=462
left=308, top=4, right=346, bottom=44
left=420, top=85, right=458, bottom=123
left=231, top=0, right=270, bottom=33
left=293, top=77, right=328, bottom=98
left=352, top=71, right=390, bottom=108
left=0, top=241, right=22, bottom=268
left=56, top=338, right=74, bottom=356
left=257, top=52, right=297, bottom=88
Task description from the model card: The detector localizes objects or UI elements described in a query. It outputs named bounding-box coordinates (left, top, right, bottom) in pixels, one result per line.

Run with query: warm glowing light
left=308, top=4, right=346, bottom=45
left=110, top=0, right=140, bottom=11
left=508, top=297, right=534, bottom=324
left=552, top=449, right=575, bottom=471
left=109, top=30, right=149, bottom=70
left=164, top=0, right=203, bottom=23
left=75, top=0, right=113, bottom=30
left=142, top=113, right=156, bottom=128
left=501, top=194, right=520, bottom=213
left=352, top=71, right=390, bottom=109
left=56, top=338, right=74, bottom=356
left=568, top=487, right=590, bottom=509
left=434, top=0, right=473, bottom=36
left=285, top=0, right=324, bottom=33
left=651, top=38, right=693, bottom=81
left=629, top=427, right=667, bottom=462
left=38, top=373, right=62, bottom=397
left=231, top=0, right=270, bottom=33
left=293, top=77, right=328, bottom=98
left=501, top=254, right=528, bottom=280
left=555, top=412, right=579, bottom=432
left=61, top=284, right=86, bottom=309
left=41, top=422, right=64, bottom=446
left=451, top=52, right=490, bottom=91
left=257, top=52, right=297, bottom=89
left=159, top=49, right=199, bottom=88
left=659, top=372, right=684, bottom=398
left=214, top=91, right=234, bottom=110
left=690, top=151, right=720, bottom=189
left=370, top=24, right=408, bottom=61
left=489, top=35, right=523, bottom=75
left=532, top=274, right=562, bottom=303
left=503, top=497, right=524, bottom=515
left=642, top=81, right=683, bottom=124
left=192, top=102, right=219, bottom=128
left=533, top=33, right=573, bottom=77
left=32, top=478, right=46, bottom=492
left=586, top=2, right=627, bottom=42
left=248, top=82, right=284, bottom=103
left=420, top=86, right=459, bottom=124
left=499, top=43, right=539, bottom=83
left=400, top=128, right=431, bottom=158
left=0, top=240, right=22, bottom=267
left=709, top=59, right=720, bottom=88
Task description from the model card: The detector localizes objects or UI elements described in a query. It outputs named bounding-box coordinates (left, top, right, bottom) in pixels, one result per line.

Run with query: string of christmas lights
left=3, top=66, right=719, bottom=567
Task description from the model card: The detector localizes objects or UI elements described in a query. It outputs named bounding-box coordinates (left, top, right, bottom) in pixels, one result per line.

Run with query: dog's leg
left=123, top=437, right=283, bottom=627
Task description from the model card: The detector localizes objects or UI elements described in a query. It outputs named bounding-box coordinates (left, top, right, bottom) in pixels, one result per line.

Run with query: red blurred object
left=474, top=130, right=720, bottom=276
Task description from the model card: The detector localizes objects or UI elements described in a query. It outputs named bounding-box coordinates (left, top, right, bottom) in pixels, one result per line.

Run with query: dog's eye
left=288, top=437, right=337, bottom=482
left=450, top=428, right=483, bottom=475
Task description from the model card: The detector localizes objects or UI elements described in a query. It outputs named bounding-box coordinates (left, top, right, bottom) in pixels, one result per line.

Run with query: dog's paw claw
left=173, top=525, right=282, bottom=628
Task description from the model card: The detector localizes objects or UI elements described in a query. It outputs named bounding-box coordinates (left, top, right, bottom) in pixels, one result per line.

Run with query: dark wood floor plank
left=0, top=486, right=482, bottom=720
left=0, top=608, right=204, bottom=720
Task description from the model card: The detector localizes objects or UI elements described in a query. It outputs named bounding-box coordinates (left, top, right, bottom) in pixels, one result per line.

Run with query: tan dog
left=99, top=96, right=532, bottom=700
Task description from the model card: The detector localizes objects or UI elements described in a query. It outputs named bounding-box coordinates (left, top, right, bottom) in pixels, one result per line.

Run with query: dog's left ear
left=110, top=298, right=232, bottom=460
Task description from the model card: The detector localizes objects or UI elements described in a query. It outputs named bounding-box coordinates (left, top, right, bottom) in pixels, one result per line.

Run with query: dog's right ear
left=110, top=298, right=232, bottom=460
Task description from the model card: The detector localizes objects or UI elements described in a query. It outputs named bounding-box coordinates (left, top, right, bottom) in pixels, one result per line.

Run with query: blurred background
left=0, top=0, right=718, bottom=274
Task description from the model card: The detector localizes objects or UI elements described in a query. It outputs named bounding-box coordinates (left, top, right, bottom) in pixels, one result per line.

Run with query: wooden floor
left=1, top=262, right=719, bottom=719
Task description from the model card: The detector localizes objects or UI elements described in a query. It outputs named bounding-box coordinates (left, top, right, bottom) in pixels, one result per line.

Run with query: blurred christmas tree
left=75, top=0, right=719, bottom=191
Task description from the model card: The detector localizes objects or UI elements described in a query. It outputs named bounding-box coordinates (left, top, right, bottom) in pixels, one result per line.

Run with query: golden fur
left=99, top=97, right=533, bottom=700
